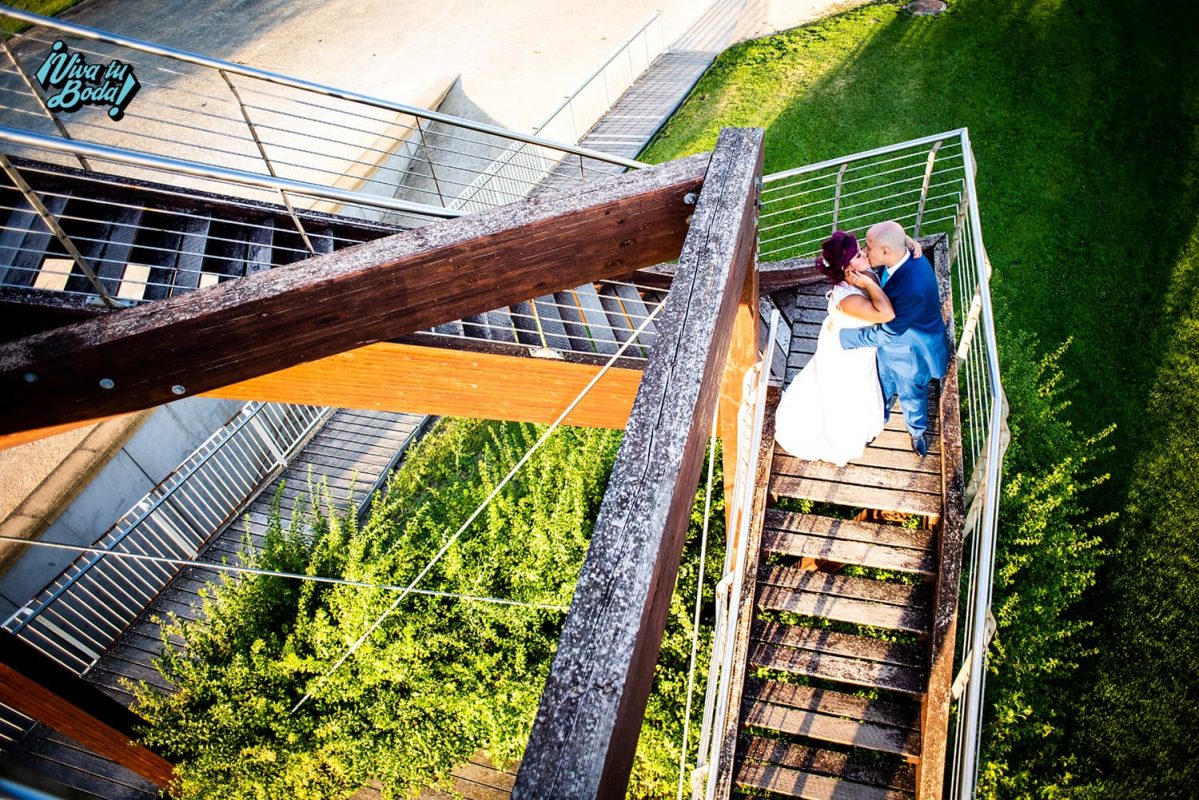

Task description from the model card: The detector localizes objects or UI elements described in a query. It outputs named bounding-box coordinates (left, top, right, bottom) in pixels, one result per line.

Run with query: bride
left=774, top=230, right=897, bottom=466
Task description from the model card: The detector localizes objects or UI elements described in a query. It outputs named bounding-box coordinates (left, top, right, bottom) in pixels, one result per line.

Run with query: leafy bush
left=133, top=417, right=724, bottom=799
left=975, top=333, right=1111, bottom=798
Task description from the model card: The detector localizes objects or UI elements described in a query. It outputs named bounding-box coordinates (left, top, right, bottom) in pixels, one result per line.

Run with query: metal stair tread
left=737, top=734, right=916, bottom=794
left=761, top=510, right=935, bottom=575
left=749, top=619, right=926, bottom=694
left=742, top=680, right=921, bottom=758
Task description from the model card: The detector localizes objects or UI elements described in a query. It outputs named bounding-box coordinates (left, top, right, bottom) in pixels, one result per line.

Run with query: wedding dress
left=774, top=282, right=885, bottom=466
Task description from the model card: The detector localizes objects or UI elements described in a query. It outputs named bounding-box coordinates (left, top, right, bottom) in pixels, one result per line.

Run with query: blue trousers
left=878, top=361, right=930, bottom=439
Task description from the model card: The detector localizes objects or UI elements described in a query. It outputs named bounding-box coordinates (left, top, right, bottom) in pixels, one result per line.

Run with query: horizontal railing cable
left=0, top=534, right=568, bottom=614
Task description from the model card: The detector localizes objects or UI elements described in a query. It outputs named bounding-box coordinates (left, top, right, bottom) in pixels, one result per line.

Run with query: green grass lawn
left=642, top=0, right=1199, bottom=796
left=1, top=1, right=79, bottom=34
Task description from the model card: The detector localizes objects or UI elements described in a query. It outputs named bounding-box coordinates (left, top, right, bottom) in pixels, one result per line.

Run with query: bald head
left=865, top=221, right=909, bottom=268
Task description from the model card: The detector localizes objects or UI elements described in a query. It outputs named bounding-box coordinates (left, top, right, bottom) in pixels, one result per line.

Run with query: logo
left=33, top=40, right=140, bottom=121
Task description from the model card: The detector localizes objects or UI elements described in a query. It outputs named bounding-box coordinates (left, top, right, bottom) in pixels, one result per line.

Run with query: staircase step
left=738, top=735, right=916, bottom=795
left=737, top=759, right=911, bottom=800
left=742, top=680, right=921, bottom=758
left=761, top=510, right=935, bottom=575
left=170, top=214, right=212, bottom=295
left=568, top=283, right=618, bottom=355
left=749, top=620, right=926, bottom=694
left=769, top=472, right=941, bottom=519
left=244, top=219, right=274, bottom=275
left=757, top=565, right=930, bottom=635
left=531, top=295, right=572, bottom=350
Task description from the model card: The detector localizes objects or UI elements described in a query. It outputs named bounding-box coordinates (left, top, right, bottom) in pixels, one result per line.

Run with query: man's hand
left=906, top=235, right=923, bottom=259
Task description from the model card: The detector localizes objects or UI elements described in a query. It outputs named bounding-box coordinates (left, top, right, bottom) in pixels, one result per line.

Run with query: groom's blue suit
left=839, top=253, right=950, bottom=441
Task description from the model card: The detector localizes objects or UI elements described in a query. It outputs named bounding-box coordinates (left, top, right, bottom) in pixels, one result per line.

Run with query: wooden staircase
left=726, top=268, right=963, bottom=800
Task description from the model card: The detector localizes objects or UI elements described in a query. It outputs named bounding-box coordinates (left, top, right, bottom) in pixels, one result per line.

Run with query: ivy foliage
left=133, top=417, right=724, bottom=799
left=975, top=333, right=1111, bottom=799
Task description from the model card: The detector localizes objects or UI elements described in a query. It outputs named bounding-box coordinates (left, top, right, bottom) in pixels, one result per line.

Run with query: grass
left=1, top=1, right=80, bottom=34
left=641, top=0, right=1199, bottom=794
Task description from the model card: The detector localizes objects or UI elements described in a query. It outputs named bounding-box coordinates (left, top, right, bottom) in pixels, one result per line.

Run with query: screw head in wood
left=171, top=385, right=186, bottom=396
left=684, top=192, right=698, bottom=205
left=99, top=378, right=115, bottom=389
left=22, top=372, right=36, bottom=383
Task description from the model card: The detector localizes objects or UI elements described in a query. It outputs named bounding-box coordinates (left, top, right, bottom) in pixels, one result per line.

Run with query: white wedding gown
left=774, top=282, right=885, bottom=466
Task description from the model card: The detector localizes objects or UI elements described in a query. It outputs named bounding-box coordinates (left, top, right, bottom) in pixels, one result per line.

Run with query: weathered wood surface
left=742, top=680, right=921, bottom=758
left=203, top=340, right=644, bottom=430
left=0, top=153, right=708, bottom=437
left=917, top=236, right=965, bottom=800
left=0, top=632, right=173, bottom=787
left=513, top=128, right=763, bottom=799
left=736, top=761, right=911, bottom=800
left=758, top=255, right=825, bottom=292
left=749, top=620, right=926, bottom=694
left=737, top=734, right=916, bottom=795
left=761, top=510, right=936, bottom=574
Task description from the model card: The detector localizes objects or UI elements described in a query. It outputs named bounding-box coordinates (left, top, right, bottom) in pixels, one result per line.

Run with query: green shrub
left=975, top=333, right=1111, bottom=798
left=133, top=418, right=724, bottom=799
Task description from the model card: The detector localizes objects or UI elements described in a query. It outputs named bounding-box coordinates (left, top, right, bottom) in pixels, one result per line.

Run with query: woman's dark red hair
left=815, top=230, right=859, bottom=284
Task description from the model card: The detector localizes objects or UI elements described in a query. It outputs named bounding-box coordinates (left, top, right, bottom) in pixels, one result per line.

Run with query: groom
left=840, top=221, right=950, bottom=456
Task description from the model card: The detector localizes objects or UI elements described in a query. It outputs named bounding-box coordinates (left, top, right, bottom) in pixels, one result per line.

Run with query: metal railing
left=0, top=5, right=641, bottom=217
left=727, top=129, right=1005, bottom=799
left=2, top=401, right=330, bottom=673
left=450, top=12, right=663, bottom=212
left=689, top=310, right=777, bottom=800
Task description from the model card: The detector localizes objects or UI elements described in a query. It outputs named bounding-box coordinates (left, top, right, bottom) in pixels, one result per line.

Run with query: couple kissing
left=774, top=221, right=950, bottom=465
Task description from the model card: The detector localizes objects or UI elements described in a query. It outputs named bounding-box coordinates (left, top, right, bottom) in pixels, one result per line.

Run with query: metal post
left=219, top=70, right=316, bottom=255
left=914, top=141, right=942, bottom=236
left=0, top=154, right=120, bottom=307
left=0, top=39, right=90, bottom=172
left=415, top=118, right=446, bottom=207
left=831, top=163, right=848, bottom=231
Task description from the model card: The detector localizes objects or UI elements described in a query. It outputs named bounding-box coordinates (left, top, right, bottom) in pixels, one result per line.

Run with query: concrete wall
left=0, top=396, right=242, bottom=621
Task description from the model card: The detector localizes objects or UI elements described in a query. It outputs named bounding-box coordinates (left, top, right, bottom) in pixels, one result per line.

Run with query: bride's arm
left=838, top=271, right=895, bottom=323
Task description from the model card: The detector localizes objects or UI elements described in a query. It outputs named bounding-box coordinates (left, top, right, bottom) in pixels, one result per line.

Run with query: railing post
left=914, top=141, right=942, bottom=237
left=831, top=162, right=848, bottom=231
left=219, top=70, right=317, bottom=256
left=0, top=154, right=120, bottom=307
left=414, top=117, right=447, bottom=207
left=0, top=39, right=91, bottom=172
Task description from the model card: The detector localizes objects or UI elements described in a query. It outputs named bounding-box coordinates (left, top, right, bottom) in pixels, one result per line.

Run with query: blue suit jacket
left=839, top=254, right=950, bottom=382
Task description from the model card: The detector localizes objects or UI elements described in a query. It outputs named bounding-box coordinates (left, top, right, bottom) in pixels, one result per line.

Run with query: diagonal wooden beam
left=201, top=341, right=643, bottom=429
left=0, top=153, right=707, bottom=437
left=0, top=631, right=173, bottom=787
left=513, top=127, right=764, bottom=799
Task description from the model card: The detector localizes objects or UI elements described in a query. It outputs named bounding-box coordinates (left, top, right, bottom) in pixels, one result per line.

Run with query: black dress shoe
left=911, top=433, right=928, bottom=457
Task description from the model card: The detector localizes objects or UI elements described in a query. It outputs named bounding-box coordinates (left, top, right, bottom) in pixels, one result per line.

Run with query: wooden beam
left=0, top=153, right=707, bottom=437
left=759, top=256, right=824, bottom=292
left=718, top=254, right=759, bottom=528
left=0, top=632, right=173, bottom=787
left=917, top=236, right=964, bottom=800
left=202, top=341, right=643, bottom=429
left=513, top=127, right=763, bottom=799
